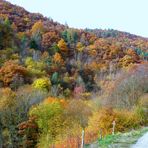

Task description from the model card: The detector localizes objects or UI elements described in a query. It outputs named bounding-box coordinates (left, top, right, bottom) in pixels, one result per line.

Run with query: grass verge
left=98, top=127, right=148, bottom=148
left=85, top=127, right=148, bottom=148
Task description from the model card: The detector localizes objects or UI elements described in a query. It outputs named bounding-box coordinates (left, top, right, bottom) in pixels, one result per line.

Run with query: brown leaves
left=0, top=61, right=27, bottom=86
left=42, top=31, right=60, bottom=49
left=18, top=116, right=39, bottom=147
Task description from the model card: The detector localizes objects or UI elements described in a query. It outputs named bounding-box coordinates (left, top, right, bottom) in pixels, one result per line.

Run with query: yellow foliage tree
left=57, top=39, right=68, bottom=52
left=29, top=102, right=64, bottom=147
left=32, top=77, right=51, bottom=91
left=25, top=57, right=46, bottom=77
left=31, top=20, right=44, bottom=35
left=119, top=55, right=134, bottom=67
left=76, top=42, right=84, bottom=52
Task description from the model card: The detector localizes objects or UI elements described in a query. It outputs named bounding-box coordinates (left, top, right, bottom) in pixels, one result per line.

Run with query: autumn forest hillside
left=0, top=0, right=148, bottom=147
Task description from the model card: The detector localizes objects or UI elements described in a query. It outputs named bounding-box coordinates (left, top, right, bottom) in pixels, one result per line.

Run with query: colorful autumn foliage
left=25, top=57, right=46, bottom=77
left=0, top=87, right=16, bottom=110
left=85, top=107, right=147, bottom=144
left=0, top=61, right=27, bottom=86
left=58, top=39, right=68, bottom=52
left=44, top=96, right=67, bottom=107
left=18, top=116, right=39, bottom=148
left=53, top=52, right=64, bottom=64
left=0, top=1, right=148, bottom=147
left=29, top=102, right=65, bottom=147
left=42, top=31, right=60, bottom=49
left=32, top=77, right=51, bottom=91
left=31, top=20, right=44, bottom=35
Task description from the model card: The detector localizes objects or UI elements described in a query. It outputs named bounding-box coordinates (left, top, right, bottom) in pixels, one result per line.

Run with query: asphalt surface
left=131, top=132, right=148, bottom=148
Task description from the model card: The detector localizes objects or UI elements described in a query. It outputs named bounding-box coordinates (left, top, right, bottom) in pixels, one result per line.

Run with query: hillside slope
left=0, top=1, right=148, bottom=148
left=0, top=0, right=148, bottom=93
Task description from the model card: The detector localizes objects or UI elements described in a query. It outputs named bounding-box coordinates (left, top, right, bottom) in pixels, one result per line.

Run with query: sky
left=7, top=0, right=148, bottom=37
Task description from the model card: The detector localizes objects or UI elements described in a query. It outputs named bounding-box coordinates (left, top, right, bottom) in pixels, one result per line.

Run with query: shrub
left=29, top=102, right=65, bottom=147
left=18, top=116, right=39, bottom=148
left=86, top=107, right=143, bottom=142
left=43, top=96, right=67, bottom=107
left=0, top=88, right=16, bottom=110
left=32, top=77, right=51, bottom=91
left=134, top=106, right=148, bottom=126
left=63, top=88, right=71, bottom=98
left=86, top=108, right=115, bottom=138
left=115, top=110, right=140, bottom=131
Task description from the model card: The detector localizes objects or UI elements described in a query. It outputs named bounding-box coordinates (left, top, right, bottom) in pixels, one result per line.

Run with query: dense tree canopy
left=0, top=1, right=148, bottom=147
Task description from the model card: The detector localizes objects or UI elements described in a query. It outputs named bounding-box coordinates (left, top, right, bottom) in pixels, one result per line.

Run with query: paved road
left=131, top=132, right=148, bottom=148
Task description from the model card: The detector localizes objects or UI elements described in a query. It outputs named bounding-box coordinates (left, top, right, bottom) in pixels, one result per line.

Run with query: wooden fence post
left=81, top=129, right=85, bottom=148
left=112, top=120, right=116, bottom=135
left=99, top=128, right=102, bottom=140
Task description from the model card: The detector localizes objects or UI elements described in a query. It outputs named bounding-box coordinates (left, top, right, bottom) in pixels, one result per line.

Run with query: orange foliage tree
left=53, top=53, right=64, bottom=65
left=44, top=96, right=67, bottom=107
left=0, top=61, right=27, bottom=86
